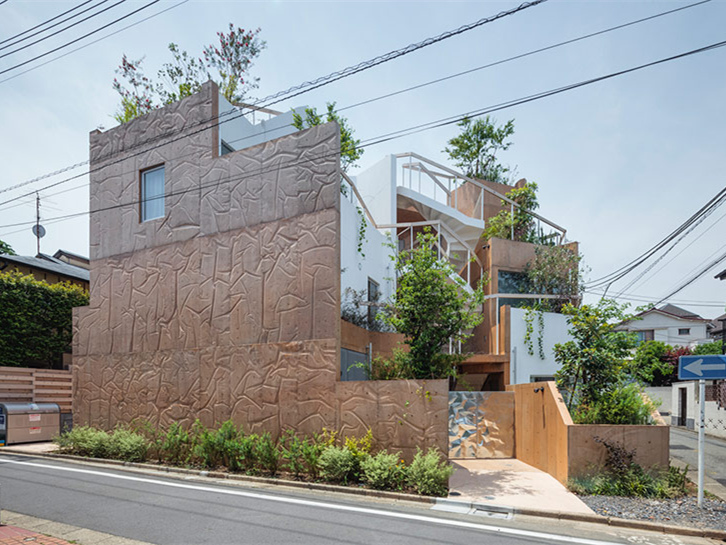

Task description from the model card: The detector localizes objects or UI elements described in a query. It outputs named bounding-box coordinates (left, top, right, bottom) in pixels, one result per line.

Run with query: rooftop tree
left=445, top=115, right=515, bottom=184
left=112, top=24, right=265, bottom=123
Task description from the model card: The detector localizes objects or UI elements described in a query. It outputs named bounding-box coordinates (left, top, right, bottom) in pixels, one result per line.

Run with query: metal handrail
left=395, top=152, right=568, bottom=244
left=343, top=173, right=484, bottom=288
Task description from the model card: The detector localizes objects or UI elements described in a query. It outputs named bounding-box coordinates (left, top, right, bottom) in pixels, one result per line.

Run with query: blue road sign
left=678, top=355, right=726, bottom=380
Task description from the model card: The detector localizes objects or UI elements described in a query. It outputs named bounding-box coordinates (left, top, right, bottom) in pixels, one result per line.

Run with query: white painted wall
left=509, top=307, right=572, bottom=385
left=351, top=155, right=397, bottom=226
left=621, top=312, right=710, bottom=347
left=644, top=386, right=673, bottom=424
left=671, top=381, right=726, bottom=439
left=340, top=192, right=394, bottom=308
left=218, top=94, right=305, bottom=153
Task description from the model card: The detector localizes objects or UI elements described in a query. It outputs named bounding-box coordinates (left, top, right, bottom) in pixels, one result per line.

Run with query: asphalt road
left=670, top=426, right=726, bottom=486
left=0, top=454, right=694, bottom=545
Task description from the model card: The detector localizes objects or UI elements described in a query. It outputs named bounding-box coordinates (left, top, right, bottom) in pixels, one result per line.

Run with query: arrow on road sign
left=683, top=358, right=726, bottom=377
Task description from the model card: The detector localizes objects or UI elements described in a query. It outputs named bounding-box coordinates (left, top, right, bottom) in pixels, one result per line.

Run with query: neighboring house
left=72, top=82, right=576, bottom=450
left=0, top=250, right=89, bottom=289
left=618, top=303, right=711, bottom=347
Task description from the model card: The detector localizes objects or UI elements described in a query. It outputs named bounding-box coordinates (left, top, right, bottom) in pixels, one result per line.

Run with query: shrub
left=569, top=438, right=688, bottom=499
left=318, top=446, right=356, bottom=484
left=255, top=432, right=280, bottom=475
left=55, top=427, right=148, bottom=462
left=159, top=422, right=190, bottom=465
left=280, top=430, right=306, bottom=478
left=55, top=426, right=110, bottom=458
left=300, top=430, right=334, bottom=478
left=628, top=341, right=675, bottom=386
left=236, top=434, right=258, bottom=472
left=344, top=429, right=373, bottom=480
left=107, top=429, right=148, bottom=462
left=406, top=448, right=453, bottom=497
left=361, top=451, right=406, bottom=490
left=572, top=383, right=656, bottom=425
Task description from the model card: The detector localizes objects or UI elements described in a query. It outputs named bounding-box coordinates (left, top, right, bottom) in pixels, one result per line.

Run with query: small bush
left=55, top=426, right=110, bottom=458
left=107, top=428, right=148, bottom=462
left=159, top=422, right=190, bottom=465
left=344, top=429, right=373, bottom=481
left=319, top=446, right=356, bottom=483
left=280, top=430, right=306, bottom=478
left=361, top=451, right=406, bottom=490
left=569, top=438, right=688, bottom=499
left=55, top=427, right=148, bottom=462
left=406, top=448, right=453, bottom=497
left=572, top=383, right=655, bottom=425
left=301, top=431, right=331, bottom=478
left=255, top=432, right=280, bottom=475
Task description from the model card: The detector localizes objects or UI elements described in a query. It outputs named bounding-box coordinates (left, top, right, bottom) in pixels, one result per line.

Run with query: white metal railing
left=394, top=152, right=568, bottom=244
left=343, top=173, right=484, bottom=291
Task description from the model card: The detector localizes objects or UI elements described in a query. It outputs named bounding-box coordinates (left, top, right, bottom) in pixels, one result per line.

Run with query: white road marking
left=0, top=457, right=625, bottom=545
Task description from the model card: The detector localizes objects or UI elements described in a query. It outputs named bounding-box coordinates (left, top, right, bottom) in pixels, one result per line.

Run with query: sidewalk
left=1, top=512, right=153, bottom=545
left=0, top=524, right=70, bottom=545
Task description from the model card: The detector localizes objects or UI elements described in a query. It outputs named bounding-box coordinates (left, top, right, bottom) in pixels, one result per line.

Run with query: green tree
left=291, top=102, right=363, bottom=172
left=692, top=340, right=723, bottom=355
left=113, top=24, right=265, bottom=123
left=628, top=340, right=675, bottom=386
left=0, top=239, right=16, bottom=255
left=382, top=229, right=485, bottom=379
left=524, top=244, right=583, bottom=311
left=445, top=115, right=515, bottom=184
left=0, top=271, right=89, bottom=368
left=554, top=299, right=638, bottom=412
left=483, top=182, right=550, bottom=243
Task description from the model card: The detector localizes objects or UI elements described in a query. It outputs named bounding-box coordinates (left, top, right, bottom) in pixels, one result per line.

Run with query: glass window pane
left=142, top=166, right=164, bottom=221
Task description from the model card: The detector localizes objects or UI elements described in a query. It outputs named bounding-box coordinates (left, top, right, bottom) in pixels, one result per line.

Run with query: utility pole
left=35, top=192, right=40, bottom=256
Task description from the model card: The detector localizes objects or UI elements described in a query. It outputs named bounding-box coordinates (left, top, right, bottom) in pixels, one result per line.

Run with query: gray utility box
left=0, top=403, right=60, bottom=446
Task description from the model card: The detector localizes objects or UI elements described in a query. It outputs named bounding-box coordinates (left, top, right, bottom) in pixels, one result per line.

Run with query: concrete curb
left=2, top=449, right=725, bottom=541
left=435, top=499, right=726, bottom=540
left=0, top=448, right=434, bottom=505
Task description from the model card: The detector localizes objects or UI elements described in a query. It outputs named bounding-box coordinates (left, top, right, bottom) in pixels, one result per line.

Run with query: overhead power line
left=0, top=1, right=96, bottom=46
left=0, top=0, right=548, bottom=198
left=2, top=35, right=726, bottom=234
left=652, top=249, right=726, bottom=307
left=0, top=0, right=126, bottom=60
left=585, top=185, right=726, bottom=291
left=0, top=0, right=161, bottom=77
left=0, top=0, right=189, bottom=87
left=0, top=0, right=113, bottom=53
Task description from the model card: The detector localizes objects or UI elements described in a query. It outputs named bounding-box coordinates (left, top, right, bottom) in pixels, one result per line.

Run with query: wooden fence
left=0, top=367, right=73, bottom=413
left=508, top=381, right=669, bottom=484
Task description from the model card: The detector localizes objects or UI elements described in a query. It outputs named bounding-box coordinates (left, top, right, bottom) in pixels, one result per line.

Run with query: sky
left=1, top=0, right=725, bottom=319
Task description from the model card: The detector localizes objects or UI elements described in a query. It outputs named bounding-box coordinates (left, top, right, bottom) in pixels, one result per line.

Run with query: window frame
left=678, top=328, right=691, bottom=336
left=140, top=164, right=165, bottom=222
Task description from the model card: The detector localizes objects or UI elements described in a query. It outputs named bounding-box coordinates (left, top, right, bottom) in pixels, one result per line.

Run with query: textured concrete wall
left=74, top=84, right=447, bottom=457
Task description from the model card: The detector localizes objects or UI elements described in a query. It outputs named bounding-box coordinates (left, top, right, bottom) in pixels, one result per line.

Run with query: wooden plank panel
left=33, top=381, right=72, bottom=387
left=0, top=384, right=35, bottom=390
left=0, top=392, right=34, bottom=399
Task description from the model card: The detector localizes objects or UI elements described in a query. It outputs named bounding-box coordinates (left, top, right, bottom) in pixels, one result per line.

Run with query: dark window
left=367, top=278, right=379, bottom=327
left=679, top=328, right=690, bottom=335
left=141, top=165, right=165, bottom=221
left=497, top=270, right=529, bottom=294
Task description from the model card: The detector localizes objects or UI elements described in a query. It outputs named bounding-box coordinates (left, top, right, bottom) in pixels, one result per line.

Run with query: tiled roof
left=0, top=253, right=90, bottom=282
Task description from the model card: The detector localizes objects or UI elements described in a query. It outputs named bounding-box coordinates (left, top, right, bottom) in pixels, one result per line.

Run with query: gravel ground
left=579, top=495, right=726, bottom=531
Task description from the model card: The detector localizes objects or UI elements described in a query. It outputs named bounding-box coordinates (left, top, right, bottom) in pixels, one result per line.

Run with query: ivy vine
left=356, top=205, right=368, bottom=258
left=523, top=305, right=545, bottom=360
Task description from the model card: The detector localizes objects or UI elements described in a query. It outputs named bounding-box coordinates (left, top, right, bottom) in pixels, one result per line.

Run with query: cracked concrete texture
left=74, top=84, right=448, bottom=456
